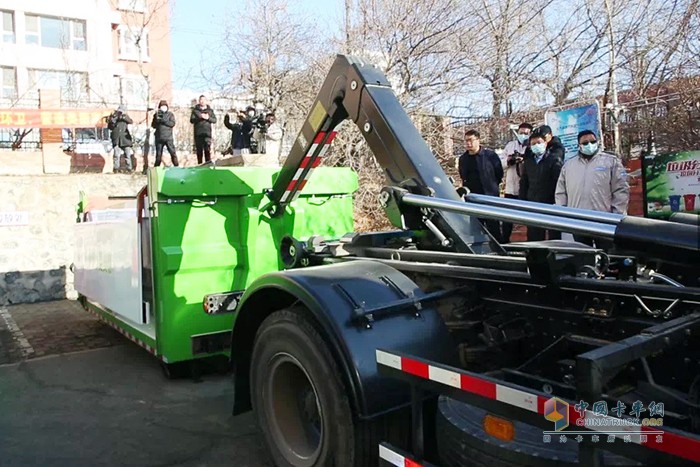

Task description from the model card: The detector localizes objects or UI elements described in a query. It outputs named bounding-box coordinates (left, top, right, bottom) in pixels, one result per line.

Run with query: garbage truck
left=73, top=166, right=358, bottom=375
left=75, top=54, right=700, bottom=466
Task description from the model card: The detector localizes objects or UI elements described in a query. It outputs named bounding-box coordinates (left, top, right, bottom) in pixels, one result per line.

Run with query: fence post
left=39, top=88, right=69, bottom=174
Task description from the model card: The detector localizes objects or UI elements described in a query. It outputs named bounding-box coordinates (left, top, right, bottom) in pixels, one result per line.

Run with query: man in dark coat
left=223, top=110, right=243, bottom=154
left=151, top=99, right=178, bottom=167
left=519, top=128, right=563, bottom=241
left=538, top=124, right=566, bottom=162
left=458, top=129, right=504, bottom=242
left=107, top=104, right=134, bottom=173
left=189, top=95, right=217, bottom=164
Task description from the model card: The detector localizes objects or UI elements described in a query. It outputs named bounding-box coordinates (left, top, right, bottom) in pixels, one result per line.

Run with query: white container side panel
left=74, top=201, right=144, bottom=324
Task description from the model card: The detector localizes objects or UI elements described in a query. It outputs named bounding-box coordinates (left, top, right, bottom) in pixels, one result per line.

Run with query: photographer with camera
left=243, top=106, right=258, bottom=153
left=498, top=122, right=531, bottom=242
left=107, top=104, right=134, bottom=173
left=251, top=109, right=269, bottom=154
left=151, top=99, right=178, bottom=167
left=223, top=109, right=243, bottom=155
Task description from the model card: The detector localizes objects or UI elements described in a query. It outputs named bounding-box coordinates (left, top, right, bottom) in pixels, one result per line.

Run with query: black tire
left=436, top=396, right=639, bottom=467
left=250, top=307, right=410, bottom=467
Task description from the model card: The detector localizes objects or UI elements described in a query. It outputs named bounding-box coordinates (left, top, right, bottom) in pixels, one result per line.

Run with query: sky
left=170, top=0, right=343, bottom=92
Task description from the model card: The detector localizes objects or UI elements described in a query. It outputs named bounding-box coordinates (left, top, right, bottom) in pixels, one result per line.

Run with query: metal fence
left=0, top=128, right=41, bottom=151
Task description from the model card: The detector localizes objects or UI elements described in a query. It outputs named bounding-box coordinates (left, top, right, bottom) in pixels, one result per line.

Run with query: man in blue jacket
left=458, top=129, right=504, bottom=241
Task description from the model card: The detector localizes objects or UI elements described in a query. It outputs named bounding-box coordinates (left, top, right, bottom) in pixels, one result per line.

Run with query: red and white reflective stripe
left=280, top=131, right=337, bottom=203
left=378, top=444, right=423, bottom=467
left=376, top=350, right=539, bottom=413
left=86, top=306, right=162, bottom=360
left=376, top=350, right=700, bottom=463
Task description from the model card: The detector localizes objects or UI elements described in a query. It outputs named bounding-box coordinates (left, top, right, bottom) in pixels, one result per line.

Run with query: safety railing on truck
left=376, top=348, right=700, bottom=467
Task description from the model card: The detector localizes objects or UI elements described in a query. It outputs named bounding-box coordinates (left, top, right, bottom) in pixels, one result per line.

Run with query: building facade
left=0, top=0, right=172, bottom=150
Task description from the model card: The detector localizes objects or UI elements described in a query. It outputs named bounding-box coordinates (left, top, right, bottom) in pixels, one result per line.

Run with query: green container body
left=147, top=166, right=357, bottom=363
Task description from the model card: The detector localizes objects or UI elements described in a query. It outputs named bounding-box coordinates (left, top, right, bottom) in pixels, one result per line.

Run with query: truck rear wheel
left=250, top=307, right=409, bottom=467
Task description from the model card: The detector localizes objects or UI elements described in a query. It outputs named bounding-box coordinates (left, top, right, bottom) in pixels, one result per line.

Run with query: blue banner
left=545, top=102, right=602, bottom=161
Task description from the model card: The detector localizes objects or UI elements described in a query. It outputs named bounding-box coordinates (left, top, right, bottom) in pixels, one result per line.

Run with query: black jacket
left=458, top=147, right=503, bottom=196
left=518, top=148, right=563, bottom=204
left=190, top=105, right=217, bottom=137
left=151, top=110, right=176, bottom=141
left=107, top=111, right=133, bottom=148
left=223, top=114, right=253, bottom=149
left=547, top=136, right=566, bottom=162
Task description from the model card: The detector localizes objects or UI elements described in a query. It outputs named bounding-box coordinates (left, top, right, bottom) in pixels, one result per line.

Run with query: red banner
left=0, top=109, right=109, bottom=129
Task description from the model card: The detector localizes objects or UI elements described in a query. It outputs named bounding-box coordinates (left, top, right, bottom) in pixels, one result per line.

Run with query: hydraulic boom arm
left=266, top=54, right=500, bottom=254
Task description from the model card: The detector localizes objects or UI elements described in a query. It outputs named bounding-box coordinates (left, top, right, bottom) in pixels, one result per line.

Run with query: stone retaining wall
left=0, top=174, right=147, bottom=305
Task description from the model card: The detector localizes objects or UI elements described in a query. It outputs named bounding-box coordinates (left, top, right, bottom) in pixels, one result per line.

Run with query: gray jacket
left=555, top=151, right=630, bottom=214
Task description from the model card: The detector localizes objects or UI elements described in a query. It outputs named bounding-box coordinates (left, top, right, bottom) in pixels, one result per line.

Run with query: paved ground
left=0, top=300, right=273, bottom=466
left=0, top=300, right=125, bottom=364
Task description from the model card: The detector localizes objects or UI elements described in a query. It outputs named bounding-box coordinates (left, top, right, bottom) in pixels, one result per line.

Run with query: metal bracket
left=351, top=287, right=466, bottom=328
left=203, top=291, right=244, bottom=315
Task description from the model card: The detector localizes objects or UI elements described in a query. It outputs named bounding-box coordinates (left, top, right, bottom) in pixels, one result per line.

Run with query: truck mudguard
left=230, top=260, right=459, bottom=419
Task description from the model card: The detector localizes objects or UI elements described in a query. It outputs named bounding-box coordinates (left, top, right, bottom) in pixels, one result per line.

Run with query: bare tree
left=529, top=0, right=612, bottom=105
left=213, top=0, right=322, bottom=112
left=617, top=0, right=699, bottom=97
left=466, top=0, right=555, bottom=117
left=350, top=0, right=474, bottom=110
left=116, top=0, right=172, bottom=168
left=203, top=0, right=335, bottom=158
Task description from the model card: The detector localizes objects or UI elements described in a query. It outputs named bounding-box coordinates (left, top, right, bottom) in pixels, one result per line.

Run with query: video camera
left=507, top=151, right=524, bottom=166
left=252, top=113, right=268, bottom=134
left=507, top=151, right=525, bottom=165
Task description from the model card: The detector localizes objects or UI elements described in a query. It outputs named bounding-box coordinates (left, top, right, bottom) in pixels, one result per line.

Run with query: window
left=120, top=76, right=148, bottom=108
left=25, top=14, right=87, bottom=50
left=28, top=69, right=89, bottom=102
left=2, top=10, right=14, bottom=43
left=118, top=0, right=147, bottom=13
left=118, top=27, right=149, bottom=61
left=25, top=14, right=38, bottom=44
left=1, top=66, right=16, bottom=99
left=0, top=128, right=41, bottom=151
left=72, top=20, right=86, bottom=50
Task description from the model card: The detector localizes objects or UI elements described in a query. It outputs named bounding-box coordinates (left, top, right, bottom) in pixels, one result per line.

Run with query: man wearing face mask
left=190, top=95, right=217, bottom=164
left=519, top=128, right=563, bottom=241
left=555, top=130, right=629, bottom=247
left=538, top=125, right=566, bottom=162
left=499, top=122, right=532, bottom=242
left=151, top=99, right=178, bottom=167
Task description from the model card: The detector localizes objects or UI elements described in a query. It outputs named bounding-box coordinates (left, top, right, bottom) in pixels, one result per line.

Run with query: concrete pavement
left=0, top=337, right=272, bottom=466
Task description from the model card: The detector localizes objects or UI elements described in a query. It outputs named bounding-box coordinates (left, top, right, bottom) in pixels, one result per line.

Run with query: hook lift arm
left=265, top=54, right=501, bottom=254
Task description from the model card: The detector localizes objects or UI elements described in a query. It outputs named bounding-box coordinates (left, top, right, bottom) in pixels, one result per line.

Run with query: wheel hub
left=266, top=353, right=324, bottom=466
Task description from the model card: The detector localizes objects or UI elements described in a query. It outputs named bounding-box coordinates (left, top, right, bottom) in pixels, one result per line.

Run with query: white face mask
left=516, top=133, right=529, bottom=144
left=531, top=142, right=546, bottom=155
left=248, top=111, right=255, bottom=117
left=159, top=106, right=167, bottom=112
left=580, top=142, right=598, bottom=157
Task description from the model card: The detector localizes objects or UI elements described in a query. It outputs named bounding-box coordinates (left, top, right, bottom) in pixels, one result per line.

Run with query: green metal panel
left=147, top=166, right=357, bottom=363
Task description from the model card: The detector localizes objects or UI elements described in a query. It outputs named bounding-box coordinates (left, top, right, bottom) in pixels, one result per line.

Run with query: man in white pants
left=499, top=122, right=532, bottom=243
